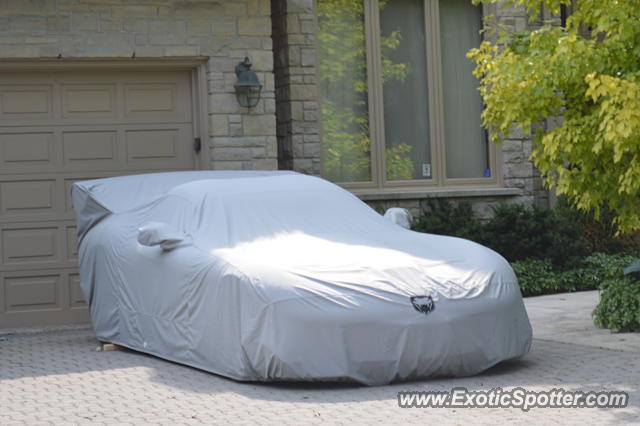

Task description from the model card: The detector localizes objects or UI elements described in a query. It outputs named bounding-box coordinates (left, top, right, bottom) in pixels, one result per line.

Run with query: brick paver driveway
left=1, top=292, right=638, bottom=425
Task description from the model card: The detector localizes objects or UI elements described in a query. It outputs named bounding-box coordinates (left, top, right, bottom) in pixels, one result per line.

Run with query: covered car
left=72, top=171, right=532, bottom=385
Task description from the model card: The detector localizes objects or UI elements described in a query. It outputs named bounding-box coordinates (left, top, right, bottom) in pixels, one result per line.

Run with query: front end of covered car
left=198, top=229, right=532, bottom=386
left=237, top=287, right=530, bottom=385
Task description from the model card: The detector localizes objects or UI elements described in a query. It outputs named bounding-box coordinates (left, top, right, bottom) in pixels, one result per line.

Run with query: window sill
left=353, top=187, right=522, bottom=202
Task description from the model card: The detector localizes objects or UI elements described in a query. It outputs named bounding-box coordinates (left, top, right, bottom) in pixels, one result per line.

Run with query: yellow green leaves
left=473, top=0, right=640, bottom=233
left=586, top=73, right=640, bottom=165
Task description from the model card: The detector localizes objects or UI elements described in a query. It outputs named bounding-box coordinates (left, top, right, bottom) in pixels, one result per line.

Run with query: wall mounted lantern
left=234, top=57, right=262, bottom=108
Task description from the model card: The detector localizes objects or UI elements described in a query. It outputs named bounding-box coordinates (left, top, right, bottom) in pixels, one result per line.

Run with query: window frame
left=315, top=0, right=502, bottom=192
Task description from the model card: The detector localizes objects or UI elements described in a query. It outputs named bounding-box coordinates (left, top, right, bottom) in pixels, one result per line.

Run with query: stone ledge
left=354, top=187, right=523, bottom=201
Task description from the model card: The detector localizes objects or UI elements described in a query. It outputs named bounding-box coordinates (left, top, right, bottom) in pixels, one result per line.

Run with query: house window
left=318, top=0, right=493, bottom=189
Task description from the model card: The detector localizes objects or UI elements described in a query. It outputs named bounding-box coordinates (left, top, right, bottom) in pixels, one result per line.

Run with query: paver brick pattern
left=0, top=326, right=638, bottom=425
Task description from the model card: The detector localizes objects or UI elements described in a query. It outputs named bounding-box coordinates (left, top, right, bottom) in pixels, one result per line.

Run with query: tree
left=469, top=0, right=640, bottom=233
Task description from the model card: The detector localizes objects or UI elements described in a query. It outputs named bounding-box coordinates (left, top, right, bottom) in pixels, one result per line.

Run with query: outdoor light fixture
left=234, top=57, right=262, bottom=108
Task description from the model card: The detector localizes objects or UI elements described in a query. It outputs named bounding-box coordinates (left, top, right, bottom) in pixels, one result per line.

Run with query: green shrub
left=557, top=252, right=636, bottom=293
left=593, top=277, right=640, bottom=332
left=480, top=203, right=586, bottom=267
left=413, top=201, right=586, bottom=267
left=411, top=200, right=482, bottom=241
left=557, top=267, right=596, bottom=293
left=555, top=196, right=640, bottom=256
left=580, top=252, right=637, bottom=281
left=511, top=253, right=637, bottom=297
left=511, top=258, right=564, bottom=297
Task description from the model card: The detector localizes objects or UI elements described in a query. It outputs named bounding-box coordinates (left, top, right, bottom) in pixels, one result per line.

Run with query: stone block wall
left=0, top=0, right=278, bottom=171
left=501, top=131, right=549, bottom=208
left=271, top=0, right=320, bottom=175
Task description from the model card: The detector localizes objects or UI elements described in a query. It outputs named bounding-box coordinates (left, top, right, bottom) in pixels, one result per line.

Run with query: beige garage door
left=0, top=70, right=195, bottom=328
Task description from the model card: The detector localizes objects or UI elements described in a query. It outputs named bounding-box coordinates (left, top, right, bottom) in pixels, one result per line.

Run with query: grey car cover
left=72, top=171, right=532, bottom=385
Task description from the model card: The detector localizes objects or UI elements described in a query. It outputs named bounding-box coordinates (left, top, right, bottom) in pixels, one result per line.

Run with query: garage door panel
left=0, top=70, right=194, bottom=328
left=0, top=221, right=79, bottom=271
left=0, top=85, right=53, bottom=119
left=126, top=128, right=188, bottom=165
left=0, top=175, right=80, bottom=223
left=0, top=132, right=55, bottom=171
left=1, top=269, right=88, bottom=328
left=1, top=226, right=59, bottom=266
left=4, top=274, right=60, bottom=312
left=125, top=83, right=179, bottom=116
left=62, top=84, right=117, bottom=119
left=63, top=130, right=118, bottom=164
left=0, top=179, right=56, bottom=215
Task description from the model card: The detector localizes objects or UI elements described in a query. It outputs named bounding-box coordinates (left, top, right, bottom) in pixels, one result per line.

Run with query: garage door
left=0, top=70, right=195, bottom=328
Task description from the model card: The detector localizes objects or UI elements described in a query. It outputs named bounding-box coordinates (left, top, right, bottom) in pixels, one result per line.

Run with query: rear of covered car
left=72, top=171, right=532, bottom=385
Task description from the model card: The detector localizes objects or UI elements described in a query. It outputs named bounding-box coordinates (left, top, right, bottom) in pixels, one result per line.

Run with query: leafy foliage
left=579, top=252, right=637, bottom=283
left=511, top=252, right=636, bottom=297
left=511, top=258, right=564, bottom=296
left=412, top=200, right=483, bottom=241
left=554, top=195, right=640, bottom=254
left=469, top=0, right=640, bottom=233
left=480, top=203, right=586, bottom=267
left=591, top=252, right=640, bottom=332
left=593, top=276, right=640, bottom=332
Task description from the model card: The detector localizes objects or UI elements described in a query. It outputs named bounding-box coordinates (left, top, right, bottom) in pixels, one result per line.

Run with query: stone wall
left=501, top=130, right=548, bottom=208
left=0, top=0, right=278, bottom=171
left=271, top=0, right=320, bottom=175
